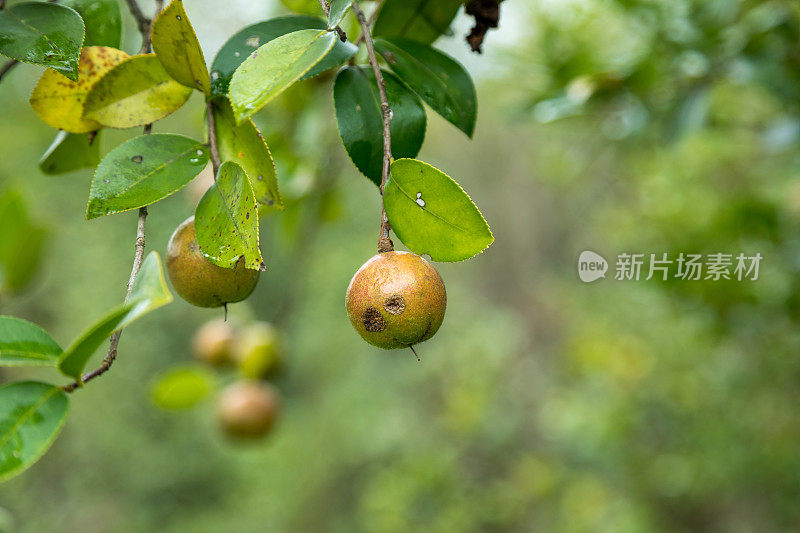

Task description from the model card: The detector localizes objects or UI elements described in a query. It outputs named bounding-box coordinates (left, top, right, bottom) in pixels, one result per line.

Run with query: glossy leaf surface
left=0, top=3, right=84, bottom=80
left=0, top=382, right=69, bottom=482
left=384, top=158, right=493, bottom=261
left=334, top=66, right=426, bottom=186
left=195, top=161, right=263, bottom=270
left=87, top=134, right=209, bottom=219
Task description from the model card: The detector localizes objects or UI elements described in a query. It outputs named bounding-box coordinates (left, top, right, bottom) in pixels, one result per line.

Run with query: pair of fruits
left=166, top=215, right=448, bottom=353
left=192, top=319, right=282, bottom=440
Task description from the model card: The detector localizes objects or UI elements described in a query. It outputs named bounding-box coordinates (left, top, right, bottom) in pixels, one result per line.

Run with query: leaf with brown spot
left=195, top=161, right=264, bottom=270
left=151, top=0, right=210, bottom=94
left=211, top=99, right=282, bottom=210
left=29, top=46, right=129, bottom=133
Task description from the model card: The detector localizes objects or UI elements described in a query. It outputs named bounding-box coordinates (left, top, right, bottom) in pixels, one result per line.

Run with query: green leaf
left=86, top=134, right=209, bottom=219
left=195, top=161, right=264, bottom=270
left=150, top=365, right=214, bottom=410
left=375, top=37, right=476, bottom=137
left=372, top=0, right=462, bottom=45
left=151, top=0, right=210, bottom=94
left=0, top=381, right=69, bottom=483
left=212, top=99, right=282, bottom=210
left=0, top=317, right=62, bottom=367
left=0, top=3, right=84, bottom=81
left=0, top=190, right=46, bottom=293
left=334, top=66, right=426, bottom=186
left=328, top=0, right=352, bottom=27
left=228, top=29, right=337, bottom=123
left=39, top=131, right=100, bottom=175
left=384, top=158, right=493, bottom=262
left=57, top=252, right=173, bottom=379
left=210, top=15, right=357, bottom=97
left=61, top=0, right=121, bottom=47
left=82, top=54, right=193, bottom=129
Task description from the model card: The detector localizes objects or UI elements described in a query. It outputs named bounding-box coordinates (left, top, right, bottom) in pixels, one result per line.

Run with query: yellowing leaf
left=151, top=0, right=210, bottom=94
left=212, top=99, right=282, bottom=210
left=29, top=46, right=129, bottom=133
left=82, top=54, right=193, bottom=129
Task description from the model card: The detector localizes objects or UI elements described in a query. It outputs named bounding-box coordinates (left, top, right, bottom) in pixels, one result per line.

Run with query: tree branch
left=352, top=0, right=393, bottom=252
left=63, top=0, right=162, bottom=393
left=354, top=0, right=383, bottom=46
left=125, top=0, right=157, bottom=54
left=62, top=207, right=148, bottom=392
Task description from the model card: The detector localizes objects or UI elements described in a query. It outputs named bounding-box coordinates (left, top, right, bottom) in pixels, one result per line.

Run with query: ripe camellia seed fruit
left=345, top=251, right=446, bottom=350
left=166, top=216, right=259, bottom=308
left=234, top=322, right=282, bottom=379
left=217, top=381, right=280, bottom=440
left=192, top=319, right=236, bottom=367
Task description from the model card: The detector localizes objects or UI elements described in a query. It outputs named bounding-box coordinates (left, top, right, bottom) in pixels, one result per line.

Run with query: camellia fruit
left=217, top=381, right=280, bottom=440
left=192, top=319, right=236, bottom=367
left=234, top=322, right=282, bottom=379
left=166, top=216, right=259, bottom=308
left=345, top=251, right=446, bottom=350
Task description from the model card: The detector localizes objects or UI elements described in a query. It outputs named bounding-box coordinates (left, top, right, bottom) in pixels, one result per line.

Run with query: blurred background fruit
left=217, top=381, right=280, bottom=440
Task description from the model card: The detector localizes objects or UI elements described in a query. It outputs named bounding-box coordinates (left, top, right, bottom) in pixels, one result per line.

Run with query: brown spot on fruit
left=362, top=307, right=386, bottom=332
left=345, top=251, right=446, bottom=350
left=384, top=294, right=406, bottom=315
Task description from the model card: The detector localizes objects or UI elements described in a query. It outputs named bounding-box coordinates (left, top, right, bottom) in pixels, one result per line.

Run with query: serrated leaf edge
left=85, top=134, right=208, bottom=219
left=387, top=158, right=494, bottom=262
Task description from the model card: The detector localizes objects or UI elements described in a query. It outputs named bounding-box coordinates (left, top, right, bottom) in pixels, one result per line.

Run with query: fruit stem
left=352, top=0, right=395, bottom=253
left=409, top=345, right=420, bottom=362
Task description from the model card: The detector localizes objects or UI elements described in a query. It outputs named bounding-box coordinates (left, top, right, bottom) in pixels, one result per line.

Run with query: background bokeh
left=2, top=0, right=800, bottom=531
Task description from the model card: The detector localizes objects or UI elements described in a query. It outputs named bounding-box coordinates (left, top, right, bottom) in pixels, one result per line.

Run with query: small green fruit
left=217, top=381, right=280, bottom=440
left=345, top=251, right=447, bottom=349
left=234, top=322, right=282, bottom=379
left=192, top=319, right=236, bottom=367
left=166, top=216, right=259, bottom=308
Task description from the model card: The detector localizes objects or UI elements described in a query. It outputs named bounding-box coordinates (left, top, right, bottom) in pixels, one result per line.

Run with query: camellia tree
left=0, top=0, right=499, bottom=482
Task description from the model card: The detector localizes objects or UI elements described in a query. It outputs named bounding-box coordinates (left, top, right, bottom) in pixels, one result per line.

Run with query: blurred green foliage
left=1, top=0, right=799, bottom=531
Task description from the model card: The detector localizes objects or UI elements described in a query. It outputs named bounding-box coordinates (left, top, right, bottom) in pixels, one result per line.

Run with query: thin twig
left=354, top=0, right=383, bottom=46
left=352, top=0, right=393, bottom=252
left=63, top=207, right=148, bottom=392
left=125, top=0, right=153, bottom=53
left=206, top=101, right=221, bottom=175
left=0, top=60, right=18, bottom=82
left=63, top=0, right=161, bottom=393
